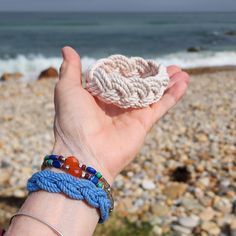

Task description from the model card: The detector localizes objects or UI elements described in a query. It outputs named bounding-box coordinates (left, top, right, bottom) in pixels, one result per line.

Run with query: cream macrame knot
left=86, top=55, right=169, bottom=108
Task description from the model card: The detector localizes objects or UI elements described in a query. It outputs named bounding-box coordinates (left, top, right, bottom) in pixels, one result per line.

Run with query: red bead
left=68, top=166, right=82, bottom=177
left=64, top=156, right=79, bottom=167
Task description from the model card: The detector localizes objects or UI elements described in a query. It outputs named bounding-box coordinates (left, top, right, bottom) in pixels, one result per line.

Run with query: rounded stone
left=141, top=179, right=155, bottom=190
left=172, top=224, right=192, bottom=234
left=152, top=225, right=163, bottom=235
left=151, top=203, right=170, bottom=217
left=178, top=216, right=199, bottom=228
left=13, top=189, right=26, bottom=198
left=201, top=221, right=220, bottom=235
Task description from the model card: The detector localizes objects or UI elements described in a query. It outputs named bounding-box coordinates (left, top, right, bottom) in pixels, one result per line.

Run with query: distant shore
left=1, top=65, right=236, bottom=83
left=185, top=65, right=236, bottom=75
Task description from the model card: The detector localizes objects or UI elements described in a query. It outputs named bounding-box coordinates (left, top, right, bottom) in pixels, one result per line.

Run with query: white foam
left=157, top=51, right=236, bottom=69
left=0, top=51, right=236, bottom=81
left=0, top=55, right=62, bottom=82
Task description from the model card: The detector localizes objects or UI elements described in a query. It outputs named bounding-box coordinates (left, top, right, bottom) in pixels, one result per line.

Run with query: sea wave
left=0, top=51, right=236, bottom=81
left=157, top=51, right=236, bottom=69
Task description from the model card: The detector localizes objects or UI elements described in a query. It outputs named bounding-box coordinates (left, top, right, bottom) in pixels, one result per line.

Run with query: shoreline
left=1, top=65, right=236, bottom=83
left=185, top=65, right=236, bottom=75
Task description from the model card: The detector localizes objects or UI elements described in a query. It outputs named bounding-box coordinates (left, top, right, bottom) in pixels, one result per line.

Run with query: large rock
left=38, top=67, right=58, bottom=80
left=225, top=31, right=236, bottom=36
left=0, top=72, right=23, bottom=81
left=187, top=46, right=202, bottom=52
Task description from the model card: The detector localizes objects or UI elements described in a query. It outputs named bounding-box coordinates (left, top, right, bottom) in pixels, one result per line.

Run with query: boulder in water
left=187, top=47, right=202, bottom=52
left=225, top=31, right=236, bottom=36
left=0, top=72, right=23, bottom=81
left=38, top=67, right=58, bottom=80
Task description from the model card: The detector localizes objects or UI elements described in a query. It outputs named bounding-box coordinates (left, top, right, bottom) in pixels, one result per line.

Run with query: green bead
left=97, top=182, right=103, bottom=188
left=46, top=159, right=53, bottom=166
left=95, top=172, right=102, bottom=179
left=44, top=155, right=50, bottom=161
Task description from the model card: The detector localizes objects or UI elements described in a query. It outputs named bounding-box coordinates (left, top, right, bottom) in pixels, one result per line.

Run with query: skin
left=6, top=46, right=189, bottom=236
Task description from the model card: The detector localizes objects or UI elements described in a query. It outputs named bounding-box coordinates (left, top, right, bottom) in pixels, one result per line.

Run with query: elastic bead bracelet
left=10, top=213, right=64, bottom=236
left=41, top=154, right=114, bottom=212
left=27, top=170, right=112, bottom=223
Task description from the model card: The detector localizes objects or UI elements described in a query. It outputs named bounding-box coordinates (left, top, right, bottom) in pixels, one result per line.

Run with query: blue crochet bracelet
left=27, top=170, right=112, bottom=223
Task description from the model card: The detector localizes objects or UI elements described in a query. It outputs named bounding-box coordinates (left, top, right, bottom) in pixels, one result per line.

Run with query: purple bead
left=81, top=164, right=86, bottom=171
left=86, top=166, right=97, bottom=174
left=49, top=155, right=58, bottom=160
left=58, top=155, right=65, bottom=161
left=84, top=173, right=90, bottom=179
left=52, top=160, right=61, bottom=168
left=90, top=175, right=99, bottom=184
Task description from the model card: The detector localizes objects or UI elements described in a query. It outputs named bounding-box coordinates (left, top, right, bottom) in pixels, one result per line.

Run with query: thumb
left=59, top=46, right=82, bottom=86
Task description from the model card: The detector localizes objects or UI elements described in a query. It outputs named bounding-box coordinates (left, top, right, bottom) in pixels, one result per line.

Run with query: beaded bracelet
left=41, top=154, right=114, bottom=212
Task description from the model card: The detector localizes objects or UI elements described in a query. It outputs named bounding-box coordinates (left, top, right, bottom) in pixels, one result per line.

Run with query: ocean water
left=0, top=12, right=236, bottom=80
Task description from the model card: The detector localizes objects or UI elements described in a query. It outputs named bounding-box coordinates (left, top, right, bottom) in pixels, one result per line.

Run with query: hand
left=53, top=46, right=189, bottom=184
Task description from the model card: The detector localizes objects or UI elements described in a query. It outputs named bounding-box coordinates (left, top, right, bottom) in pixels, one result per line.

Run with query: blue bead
left=90, top=175, right=99, bottom=184
left=52, top=160, right=61, bottom=168
left=86, top=166, right=97, bottom=174
left=48, top=155, right=58, bottom=160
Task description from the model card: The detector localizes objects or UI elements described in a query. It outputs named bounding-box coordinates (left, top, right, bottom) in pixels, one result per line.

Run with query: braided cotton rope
left=86, top=55, right=169, bottom=108
left=27, top=170, right=111, bottom=223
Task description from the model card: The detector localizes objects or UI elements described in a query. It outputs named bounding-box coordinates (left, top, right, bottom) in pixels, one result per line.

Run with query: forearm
left=6, top=189, right=99, bottom=236
left=6, top=140, right=114, bottom=236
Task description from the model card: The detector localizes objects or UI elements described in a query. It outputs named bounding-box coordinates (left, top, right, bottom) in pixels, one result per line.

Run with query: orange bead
left=68, top=166, right=82, bottom=177
left=64, top=156, right=79, bottom=167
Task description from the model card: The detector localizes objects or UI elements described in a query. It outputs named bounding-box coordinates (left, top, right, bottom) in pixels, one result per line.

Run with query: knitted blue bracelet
left=27, top=170, right=112, bottom=223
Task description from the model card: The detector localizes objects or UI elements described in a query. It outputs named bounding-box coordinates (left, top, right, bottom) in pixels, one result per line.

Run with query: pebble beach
left=0, top=67, right=236, bottom=235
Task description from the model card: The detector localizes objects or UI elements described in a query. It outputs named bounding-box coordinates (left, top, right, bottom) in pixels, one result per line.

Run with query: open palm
left=53, top=47, right=189, bottom=184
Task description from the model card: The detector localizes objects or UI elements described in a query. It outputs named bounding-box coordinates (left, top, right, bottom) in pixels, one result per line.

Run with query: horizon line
left=0, top=10, right=236, bottom=13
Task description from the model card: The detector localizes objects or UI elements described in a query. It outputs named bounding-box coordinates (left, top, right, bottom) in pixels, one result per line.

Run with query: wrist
left=52, top=140, right=115, bottom=185
left=8, top=190, right=99, bottom=236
